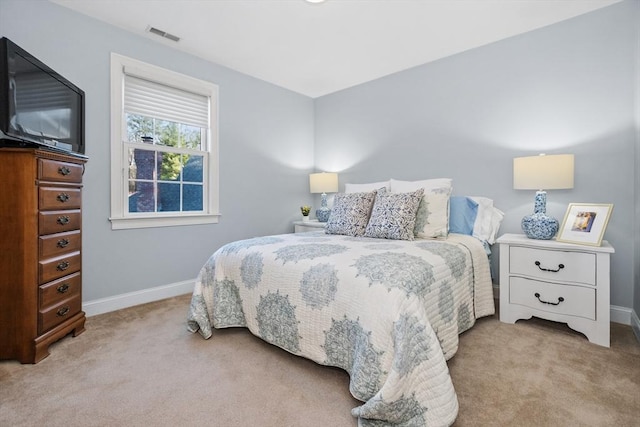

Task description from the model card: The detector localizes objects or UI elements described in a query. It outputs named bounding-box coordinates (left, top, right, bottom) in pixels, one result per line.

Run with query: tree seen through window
left=126, top=113, right=204, bottom=213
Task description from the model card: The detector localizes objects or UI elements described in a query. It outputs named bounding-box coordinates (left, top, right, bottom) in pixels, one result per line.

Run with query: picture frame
left=556, top=203, right=613, bottom=246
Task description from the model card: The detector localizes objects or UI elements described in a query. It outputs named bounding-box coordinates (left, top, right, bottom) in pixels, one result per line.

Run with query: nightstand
left=293, top=219, right=326, bottom=233
left=497, top=233, right=615, bottom=347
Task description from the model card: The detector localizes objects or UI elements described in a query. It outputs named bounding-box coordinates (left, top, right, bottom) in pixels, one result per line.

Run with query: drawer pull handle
left=534, top=261, right=564, bottom=273
left=57, top=193, right=70, bottom=203
left=58, top=166, right=71, bottom=176
left=57, top=216, right=70, bottom=225
left=56, top=261, right=70, bottom=271
left=57, top=238, right=70, bottom=248
left=534, top=292, right=565, bottom=306
left=57, top=284, right=70, bottom=293
left=57, top=306, right=70, bottom=317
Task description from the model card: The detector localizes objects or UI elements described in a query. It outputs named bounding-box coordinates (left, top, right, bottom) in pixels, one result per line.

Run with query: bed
left=187, top=179, right=502, bottom=427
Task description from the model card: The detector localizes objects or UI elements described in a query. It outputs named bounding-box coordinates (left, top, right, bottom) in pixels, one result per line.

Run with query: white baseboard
left=610, top=304, right=632, bottom=325
left=631, top=309, right=640, bottom=342
left=83, top=279, right=195, bottom=317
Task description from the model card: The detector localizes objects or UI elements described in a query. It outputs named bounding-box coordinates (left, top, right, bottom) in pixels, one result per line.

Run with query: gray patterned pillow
left=364, top=188, right=424, bottom=240
left=325, top=191, right=377, bottom=237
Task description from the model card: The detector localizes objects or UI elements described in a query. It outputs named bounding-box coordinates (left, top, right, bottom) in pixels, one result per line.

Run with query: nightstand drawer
left=510, top=277, right=595, bottom=320
left=293, top=220, right=326, bottom=233
left=510, top=246, right=596, bottom=285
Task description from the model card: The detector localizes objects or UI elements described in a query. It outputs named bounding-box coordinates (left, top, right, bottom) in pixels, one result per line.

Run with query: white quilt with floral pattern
left=187, top=232, right=494, bottom=427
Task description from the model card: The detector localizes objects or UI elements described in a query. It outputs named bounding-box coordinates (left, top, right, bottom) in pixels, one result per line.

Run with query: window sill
left=109, top=213, right=220, bottom=230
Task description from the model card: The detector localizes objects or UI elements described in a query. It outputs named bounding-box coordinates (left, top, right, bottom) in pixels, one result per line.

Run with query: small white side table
left=497, top=233, right=615, bottom=347
left=293, top=219, right=326, bottom=233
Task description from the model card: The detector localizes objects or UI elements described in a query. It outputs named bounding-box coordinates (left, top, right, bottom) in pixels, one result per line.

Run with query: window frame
left=109, top=53, right=219, bottom=230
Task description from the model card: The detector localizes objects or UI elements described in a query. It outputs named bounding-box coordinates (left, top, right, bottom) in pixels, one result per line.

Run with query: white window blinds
left=123, top=74, right=209, bottom=128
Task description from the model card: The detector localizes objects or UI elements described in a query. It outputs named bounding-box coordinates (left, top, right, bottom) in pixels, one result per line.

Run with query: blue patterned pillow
left=325, top=191, right=377, bottom=236
left=364, top=188, right=424, bottom=240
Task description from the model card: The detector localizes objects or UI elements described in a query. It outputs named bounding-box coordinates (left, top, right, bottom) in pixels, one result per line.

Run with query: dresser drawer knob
left=534, top=261, right=565, bottom=273
left=56, top=261, right=70, bottom=271
left=56, top=193, right=70, bottom=203
left=58, top=166, right=71, bottom=176
left=57, top=284, right=70, bottom=293
left=57, top=238, right=70, bottom=248
left=534, top=292, right=565, bottom=306
left=57, top=216, right=70, bottom=225
left=56, top=306, right=70, bottom=317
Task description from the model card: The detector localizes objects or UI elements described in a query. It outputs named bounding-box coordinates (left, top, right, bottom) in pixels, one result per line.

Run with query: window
left=110, top=53, right=219, bottom=229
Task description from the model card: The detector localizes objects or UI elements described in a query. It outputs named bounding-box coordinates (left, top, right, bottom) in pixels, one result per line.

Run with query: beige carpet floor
left=1, top=294, right=638, bottom=426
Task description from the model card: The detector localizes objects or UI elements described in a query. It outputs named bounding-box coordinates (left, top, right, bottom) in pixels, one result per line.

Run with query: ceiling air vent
left=147, top=26, right=180, bottom=42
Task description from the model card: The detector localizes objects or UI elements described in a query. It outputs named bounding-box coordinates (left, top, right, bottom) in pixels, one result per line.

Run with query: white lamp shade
left=513, top=154, right=574, bottom=190
left=309, top=172, right=338, bottom=194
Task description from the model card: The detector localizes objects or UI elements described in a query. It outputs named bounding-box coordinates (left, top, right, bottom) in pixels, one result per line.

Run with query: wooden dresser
left=0, top=147, right=87, bottom=363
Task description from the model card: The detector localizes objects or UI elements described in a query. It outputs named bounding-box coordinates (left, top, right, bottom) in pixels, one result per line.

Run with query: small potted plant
left=300, top=205, right=311, bottom=221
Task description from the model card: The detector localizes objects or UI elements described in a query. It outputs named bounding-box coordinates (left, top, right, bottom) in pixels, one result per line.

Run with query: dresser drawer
left=39, top=230, right=81, bottom=259
left=39, top=186, right=82, bottom=210
left=39, top=210, right=82, bottom=235
left=39, top=294, right=82, bottom=334
left=510, top=277, right=595, bottom=320
left=509, top=246, right=596, bottom=285
left=39, top=252, right=81, bottom=284
left=39, top=273, right=81, bottom=308
left=38, top=158, right=83, bottom=183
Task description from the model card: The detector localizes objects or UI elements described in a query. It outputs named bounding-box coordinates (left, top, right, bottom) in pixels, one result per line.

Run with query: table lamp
left=309, top=172, right=338, bottom=222
left=513, top=154, right=574, bottom=240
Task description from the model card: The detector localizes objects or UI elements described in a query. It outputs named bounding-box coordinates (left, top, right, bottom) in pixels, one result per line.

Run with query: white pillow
left=390, top=178, right=452, bottom=193
left=468, top=196, right=504, bottom=244
left=488, top=208, right=504, bottom=244
left=345, top=180, right=390, bottom=193
left=390, top=178, right=453, bottom=239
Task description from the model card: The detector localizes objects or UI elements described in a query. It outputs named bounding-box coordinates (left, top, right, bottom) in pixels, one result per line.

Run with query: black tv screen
left=0, top=37, right=85, bottom=155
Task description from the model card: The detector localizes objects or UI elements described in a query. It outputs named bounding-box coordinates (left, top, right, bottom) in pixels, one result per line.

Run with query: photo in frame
left=556, top=203, right=613, bottom=246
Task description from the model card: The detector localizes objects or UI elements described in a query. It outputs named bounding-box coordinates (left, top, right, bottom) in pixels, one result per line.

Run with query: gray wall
left=1, top=0, right=638, bottom=318
left=0, top=0, right=315, bottom=301
left=315, top=1, right=638, bottom=310
left=635, top=1, right=640, bottom=327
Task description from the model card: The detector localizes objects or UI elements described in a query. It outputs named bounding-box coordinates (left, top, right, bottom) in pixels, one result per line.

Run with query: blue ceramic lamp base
left=316, top=192, right=331, bottom=222
left=521, top=191, right=558, bottom=240
left=316, top=208, right=331, bottom=222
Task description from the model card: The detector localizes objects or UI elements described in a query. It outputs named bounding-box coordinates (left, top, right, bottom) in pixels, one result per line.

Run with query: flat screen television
left=0, top=37, right=85, bottom=156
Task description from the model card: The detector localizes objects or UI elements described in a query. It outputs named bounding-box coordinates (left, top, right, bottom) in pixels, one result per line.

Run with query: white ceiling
left=50, top=0, right=621, bottom=98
